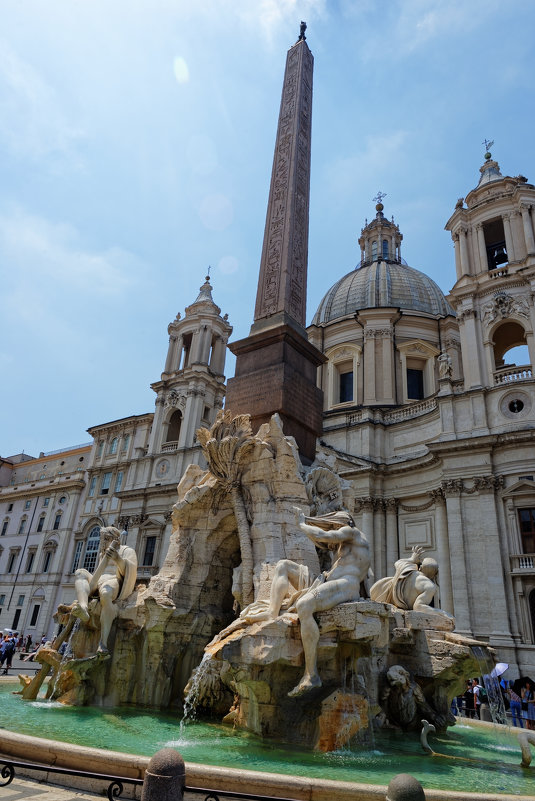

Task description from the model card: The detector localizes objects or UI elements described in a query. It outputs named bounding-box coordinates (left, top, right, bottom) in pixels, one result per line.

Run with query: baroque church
left=0, top=32, right=534, bottom=680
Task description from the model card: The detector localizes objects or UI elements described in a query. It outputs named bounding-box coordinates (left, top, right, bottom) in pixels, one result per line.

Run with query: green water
left=0, top=685, right=531, bottom=796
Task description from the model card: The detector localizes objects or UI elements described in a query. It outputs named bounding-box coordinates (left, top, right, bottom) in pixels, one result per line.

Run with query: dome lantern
left=358, top=193, right=403, bottom=266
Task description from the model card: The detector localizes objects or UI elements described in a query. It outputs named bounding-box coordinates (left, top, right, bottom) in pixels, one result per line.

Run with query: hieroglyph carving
left=254, top=41, right=313, bottom=326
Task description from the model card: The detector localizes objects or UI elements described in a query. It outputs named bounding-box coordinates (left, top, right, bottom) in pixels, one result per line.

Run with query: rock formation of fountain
left=19, top=412, right=494, bottom=752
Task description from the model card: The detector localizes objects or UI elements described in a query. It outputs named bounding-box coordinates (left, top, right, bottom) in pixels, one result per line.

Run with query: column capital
left=442, top=478, right=463, bottom=496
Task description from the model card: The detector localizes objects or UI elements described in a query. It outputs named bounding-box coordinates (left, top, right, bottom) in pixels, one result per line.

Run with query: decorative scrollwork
left=107, top=779, right=124, bottom=800
left=0, top=763, right=14, bottom=786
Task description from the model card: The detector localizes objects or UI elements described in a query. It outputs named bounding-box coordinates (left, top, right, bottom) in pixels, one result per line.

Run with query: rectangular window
left=71, top=540, right=84, bottom=573
left=100, top=472, right=112, bottom=495
left=114, top=472, right=124, bottom=494
left=407, top=368, right=424, bottom=400
left=143, top=536, right=156, bottom=566
left=519, top=508, right=535, bottom=554
left=88, top=476, right=97, bottom=497
left=37, top=516, right=45, bottom=533
left=11, top=608, right=21, bottom=630
left=7, top=504, right=13, bottom=512
left=17, top=595, right=24, bottom=607
left=0, top=595, right=4, bottom=605
left=121, top=435, right=130, bottom=452
left=7, top=553, right=17, bottom=573
left=339, top=371, right=354, bottom=403
left=18, top=519, right=26, bottom=535
left=30, top=604, right=40, bottom=627
left=43, top=551, right=52, bottom=573
left=1, top=521, right=8, bottom=536
left=26, top=551, right=35, bottom=573
left=24, top=500, right=31, bottom=510
left=43, top=498, right=50, bottom=507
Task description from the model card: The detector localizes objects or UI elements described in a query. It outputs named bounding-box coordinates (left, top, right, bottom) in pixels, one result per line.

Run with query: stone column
left=521, top=204, right=535, bottom=254
left=433, top=492, right=453, bottom=615
left=374, top=500, right=385, bottom=580
left=360, top=499, right=375, bottom=575
left=210, top=336, right=226, bottom=375
left=190, top=329, right=203, bottom=364
left=459, top=227, right=470, bottom=276
left=442, top=480, right=472, bottom=634
left=502, top=214, right=516, bottom=262
left=458, top=309, right=483, bottom=388
left=363, top=331, right=376, bottom=405
left=453, top=234, right=461, bottom=279
left=475, top=223, right=487, bottom=272
left=381, top=331, right=394, bottom=403
left=164, top=335, right=177, bottom=374
left=474, top=478, right=513, bottom=646
left=385, top=499, right=398, bottom=571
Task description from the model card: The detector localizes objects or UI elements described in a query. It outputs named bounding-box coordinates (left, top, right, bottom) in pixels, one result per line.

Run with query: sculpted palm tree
left=197, top=411, right=255, bottom=606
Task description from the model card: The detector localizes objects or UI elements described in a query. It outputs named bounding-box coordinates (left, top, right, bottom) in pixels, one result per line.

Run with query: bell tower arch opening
left=492, top=320, right=529, bottom=369
left=165, top=409, right=182, bottom=445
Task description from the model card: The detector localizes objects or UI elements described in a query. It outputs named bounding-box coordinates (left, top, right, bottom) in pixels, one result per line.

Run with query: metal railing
left=0, top=758, right=303, bottom=801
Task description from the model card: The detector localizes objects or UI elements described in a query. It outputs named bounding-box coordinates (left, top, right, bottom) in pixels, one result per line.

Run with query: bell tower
left=147, top=275, right=232, bottom=481
left=446, top=145, right=535, bottom=390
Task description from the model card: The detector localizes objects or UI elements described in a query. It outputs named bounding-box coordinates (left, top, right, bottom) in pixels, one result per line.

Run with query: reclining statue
left=239, top=508, right=371, bottom=697
left=370, top=545, right=453, bottom=624
left=70, top=526, right=138, bottom=653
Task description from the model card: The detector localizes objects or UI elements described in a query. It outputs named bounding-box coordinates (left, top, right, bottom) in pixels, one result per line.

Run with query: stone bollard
left=141, top=748, right=186, bottom=801
left=386, top=773, right=426, bottom=801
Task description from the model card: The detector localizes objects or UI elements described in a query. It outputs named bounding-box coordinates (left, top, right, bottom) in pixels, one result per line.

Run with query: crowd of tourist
left=451, top=675, right=535, bottom=729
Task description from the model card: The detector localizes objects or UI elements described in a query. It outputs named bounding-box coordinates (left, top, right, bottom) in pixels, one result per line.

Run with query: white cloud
left=173, top=56, right=190, bottom=84
left=0, top=208, right=146, bottom=344
left=0, top=40, right=84, bottom=163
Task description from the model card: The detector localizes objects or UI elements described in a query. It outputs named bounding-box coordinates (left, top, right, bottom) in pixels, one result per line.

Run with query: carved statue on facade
left=238, top=508, right=371, bottom=697
left=370, top=546, right=453, bottom=623
left=438, top=350, right=452, bottom=379
left=71, top=526, right=138, bottom=653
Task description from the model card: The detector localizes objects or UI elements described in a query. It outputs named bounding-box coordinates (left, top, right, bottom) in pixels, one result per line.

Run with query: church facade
left=307, top=151, right=535, bottom=675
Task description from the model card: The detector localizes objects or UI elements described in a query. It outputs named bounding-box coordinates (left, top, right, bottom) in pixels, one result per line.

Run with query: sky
left=1, top=0, right=534, bottom=458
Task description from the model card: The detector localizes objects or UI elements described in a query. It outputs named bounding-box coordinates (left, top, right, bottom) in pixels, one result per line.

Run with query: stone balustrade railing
left=347, top=398, right=438, bottom=427
left=494, top=365, right=532, bottom=384
left=488, top=266, right=509, bottom=279
left=161, top=441, right=179, bottom=453
left=510, top=553, right=535, bottom=572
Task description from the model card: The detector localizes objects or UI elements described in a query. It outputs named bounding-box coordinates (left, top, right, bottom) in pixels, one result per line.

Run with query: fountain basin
left=0, top=683, right=530, bottom=798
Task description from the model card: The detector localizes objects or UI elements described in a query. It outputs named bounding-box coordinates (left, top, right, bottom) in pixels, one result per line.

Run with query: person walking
left=507, top=683, right=523, bottom=727
left=472, top=678, right=482, bottom=719
left=463, top=680, right=474, bottom=718
left=522, top=681, right=535, bottom=730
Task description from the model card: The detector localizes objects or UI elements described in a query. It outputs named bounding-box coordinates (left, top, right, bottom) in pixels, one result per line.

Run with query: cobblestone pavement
left=0, top=775, right=103, bottom=801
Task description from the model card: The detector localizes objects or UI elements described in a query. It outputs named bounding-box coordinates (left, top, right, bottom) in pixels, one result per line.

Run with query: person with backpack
left=0, top=635, right=16, bottom=674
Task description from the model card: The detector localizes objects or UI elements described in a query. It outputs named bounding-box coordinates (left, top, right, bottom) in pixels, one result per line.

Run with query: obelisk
left=225, top=24, right=325, bottom=462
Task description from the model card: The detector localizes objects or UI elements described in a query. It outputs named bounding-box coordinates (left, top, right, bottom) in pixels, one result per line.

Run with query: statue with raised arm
left=243, top=508, right=371, bottom=697
left=370, top=546, right=453, bottom=622
left=71, top=526, right=137, bottom=653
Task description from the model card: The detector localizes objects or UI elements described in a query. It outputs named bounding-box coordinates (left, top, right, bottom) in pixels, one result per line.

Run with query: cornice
left=0, top=477, right=86, bottom=500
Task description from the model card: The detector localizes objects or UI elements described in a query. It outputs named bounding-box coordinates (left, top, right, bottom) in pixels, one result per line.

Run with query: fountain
left=6, top=411, right=532, bottom=797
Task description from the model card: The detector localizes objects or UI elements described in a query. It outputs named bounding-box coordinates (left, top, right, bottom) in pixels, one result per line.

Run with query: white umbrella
left=491, top=662, right=508, bottom=677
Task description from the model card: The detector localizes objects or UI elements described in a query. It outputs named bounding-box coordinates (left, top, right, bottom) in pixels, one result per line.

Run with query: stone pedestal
left=225, top=324, right=325, bottom=462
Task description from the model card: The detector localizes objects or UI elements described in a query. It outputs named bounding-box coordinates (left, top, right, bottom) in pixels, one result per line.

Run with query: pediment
left=501, top=479, right=535, bottom=499
left=139, top=516, right=165, bottom=530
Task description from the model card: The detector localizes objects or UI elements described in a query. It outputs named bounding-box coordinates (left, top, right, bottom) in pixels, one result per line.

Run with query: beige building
left=308, top=151, right=535, bottom=675
left=0, top=445, right=91, bottom=638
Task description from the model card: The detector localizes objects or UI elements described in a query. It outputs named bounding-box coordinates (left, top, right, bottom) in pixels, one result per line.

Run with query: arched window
left=97, top=441, right=104, bottom=458
left=109, top=437, right=118, bottom=455
left=492, top=321, right=529, bottom=370
left=166, top=410, right=182, bottom=444
left=37, top=515, right=45, bottom=533
left=83, top=525, right=101, bottom=572
left=121, top=435, right=130, bottom=452
left=1, top=519, right=8, bottom=536
left=18, top=517, right=27, bottom=535
left=53, top=512, right=62, bottom=530
left=371, top=240, right=378, bottom=260
left=382, top=239, right=389, bottom=259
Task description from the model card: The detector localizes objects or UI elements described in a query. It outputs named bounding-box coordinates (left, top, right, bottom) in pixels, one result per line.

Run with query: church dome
left=312, top=261, right=454, bottom=324
left=312, top=199, right=454, bottom=324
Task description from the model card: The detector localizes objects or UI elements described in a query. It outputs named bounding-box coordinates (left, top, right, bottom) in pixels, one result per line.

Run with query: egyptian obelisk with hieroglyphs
left=225, top=24, right=325, bottom=462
